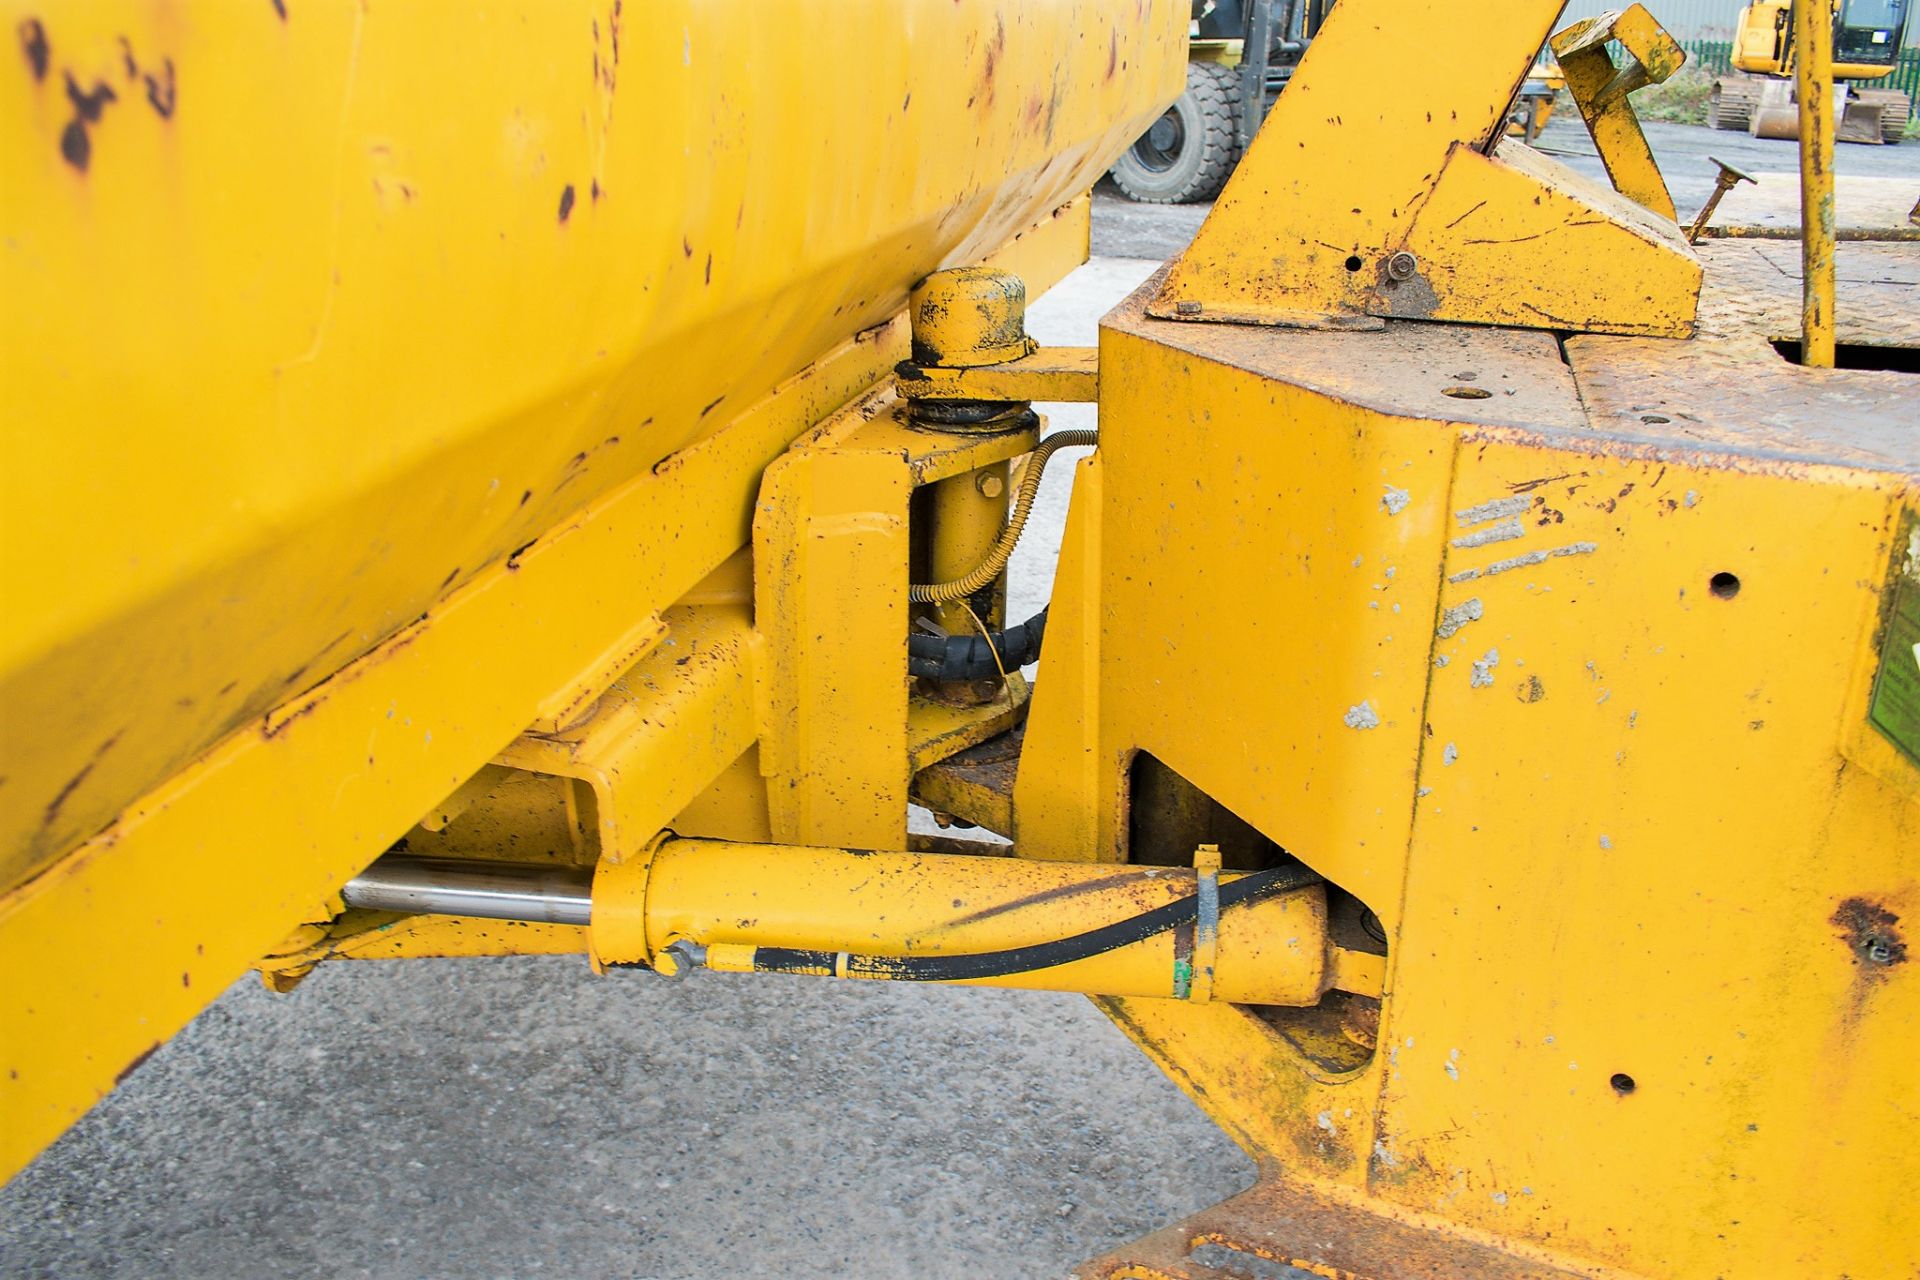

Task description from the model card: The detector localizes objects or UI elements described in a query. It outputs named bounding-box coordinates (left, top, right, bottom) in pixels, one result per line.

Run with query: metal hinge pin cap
left=655, top=938, right=708, bottom=979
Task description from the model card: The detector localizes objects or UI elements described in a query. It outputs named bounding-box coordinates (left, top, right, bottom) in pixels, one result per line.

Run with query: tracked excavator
left=1712, top=0, right=1913, bottom=141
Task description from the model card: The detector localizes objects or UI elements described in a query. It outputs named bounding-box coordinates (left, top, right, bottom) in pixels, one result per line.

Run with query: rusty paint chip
left=144, top=57, right=174, bottom=118
left=18, top=18, right=48, bottom=81
left=1832, top=897, right=1906, bottom=970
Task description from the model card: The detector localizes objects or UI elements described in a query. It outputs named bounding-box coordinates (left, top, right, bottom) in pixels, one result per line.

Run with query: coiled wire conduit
left=907, top=429, right=1097, bottom=604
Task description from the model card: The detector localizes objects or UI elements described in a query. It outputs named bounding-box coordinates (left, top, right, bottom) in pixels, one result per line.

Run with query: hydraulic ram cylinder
left=592, top=837, right=1332, bottom=1005
left=343, top=838, right=1339, bottom=1005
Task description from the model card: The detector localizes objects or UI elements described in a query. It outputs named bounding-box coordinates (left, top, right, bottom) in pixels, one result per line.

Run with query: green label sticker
left=1868, top=510, right=1920, bottom=767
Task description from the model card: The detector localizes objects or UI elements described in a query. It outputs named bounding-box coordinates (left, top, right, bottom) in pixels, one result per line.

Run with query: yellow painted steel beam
left=894, top=347, right=1100, bottom=402
left=499, top=601, right=761, bottom=865
left=1794, top=0, right=1838, bottom=367
left=0, top=190, right=1093, bottom=1181
left=753, top=394, right=1040, bottom=849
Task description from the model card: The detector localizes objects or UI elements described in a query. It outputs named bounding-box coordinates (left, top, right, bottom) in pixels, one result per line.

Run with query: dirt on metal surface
left=1564, top=237, right=1920, bottom=476
left=1070, top=1175, right=1604, bottom=1279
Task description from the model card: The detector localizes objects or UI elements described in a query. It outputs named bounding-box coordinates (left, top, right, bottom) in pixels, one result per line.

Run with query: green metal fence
left=1682, top=38, right=1920, bottom=120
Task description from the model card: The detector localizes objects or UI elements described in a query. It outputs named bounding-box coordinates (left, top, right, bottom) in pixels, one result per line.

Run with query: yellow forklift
left=1712, top=0, right=1913, bottom=141
left=1107, top=0, right=1327, bottom=202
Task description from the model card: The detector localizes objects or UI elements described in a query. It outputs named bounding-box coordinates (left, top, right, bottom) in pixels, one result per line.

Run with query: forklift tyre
left=1109, top=61, right=1241, bottom=204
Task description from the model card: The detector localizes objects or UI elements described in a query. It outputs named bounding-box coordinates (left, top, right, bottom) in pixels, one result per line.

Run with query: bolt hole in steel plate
left=1610, top=1072, right=1637, bottom=1095
left=1709, top=572, right=1742, bottom=600
left=1443, top=386, right=1493, bottom=400
left=1344, top=254, right=1364, bottom=272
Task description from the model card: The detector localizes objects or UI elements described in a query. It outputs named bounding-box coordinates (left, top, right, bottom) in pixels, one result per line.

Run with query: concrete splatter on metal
left=1343, top=701, right=1381, bottom=730
left=1453, top=541, right=1598, bottom=582
left=1470, top=649, right=1500, bottom=689
left=1442, top=742, right=1459, bottom=765
left=1382, top=486, right=1411, bottom=516
left=1451, top=517, right=1525, bottom=549
left=1436, top=598, right=1483, bottom=638
left=1456, top=495, right=1533, bottom=525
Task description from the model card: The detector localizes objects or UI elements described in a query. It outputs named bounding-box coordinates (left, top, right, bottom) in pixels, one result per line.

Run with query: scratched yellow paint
left=1378, top=442, right=1919, bottom=1276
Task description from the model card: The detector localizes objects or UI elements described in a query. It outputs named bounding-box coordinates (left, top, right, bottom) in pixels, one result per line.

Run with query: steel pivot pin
left=1686, top=157, right=1757, bottom=245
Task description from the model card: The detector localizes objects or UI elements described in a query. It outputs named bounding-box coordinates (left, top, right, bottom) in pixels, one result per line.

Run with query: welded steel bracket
left=1552, top=5, right=1686, bottom=221
left=893, top=347, right=1098, bottom=403
left=1149, top=0, right=1701, bottom=337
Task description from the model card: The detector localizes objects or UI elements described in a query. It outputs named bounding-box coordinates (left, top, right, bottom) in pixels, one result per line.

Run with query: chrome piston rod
left=341, top=855, right=594, bottom=926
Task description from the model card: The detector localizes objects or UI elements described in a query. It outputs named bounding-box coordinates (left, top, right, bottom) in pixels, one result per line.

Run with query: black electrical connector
left=907, top=607, right=1048, bottom=681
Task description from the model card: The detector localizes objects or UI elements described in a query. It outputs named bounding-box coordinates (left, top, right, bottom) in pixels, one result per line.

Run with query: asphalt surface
left=6, top=118, right=1917, bottom=1280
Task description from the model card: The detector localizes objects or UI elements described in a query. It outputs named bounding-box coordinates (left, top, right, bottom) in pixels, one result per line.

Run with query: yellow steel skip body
left=0, top=0, right=1181, bottom=891
left=0, top=0, right=1190, bottom=1178
left=590, top=837, right=1333, bottom=1006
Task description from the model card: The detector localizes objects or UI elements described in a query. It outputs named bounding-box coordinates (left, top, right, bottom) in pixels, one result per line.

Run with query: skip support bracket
left=1147, top=0, right=1702, bottom=337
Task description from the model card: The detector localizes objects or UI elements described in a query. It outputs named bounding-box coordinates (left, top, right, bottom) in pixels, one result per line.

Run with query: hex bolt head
left=975, top=470, right=1006, bottom=499
left=1386, top=252, right=1419, bottom=283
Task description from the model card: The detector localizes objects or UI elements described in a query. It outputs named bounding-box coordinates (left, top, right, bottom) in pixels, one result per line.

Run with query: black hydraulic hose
left=749, top=862, right=1320, bottom=983
left=908, top=606, right=1047, bottom=681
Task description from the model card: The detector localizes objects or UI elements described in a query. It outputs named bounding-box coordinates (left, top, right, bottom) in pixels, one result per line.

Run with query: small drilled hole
left=1610, top=1073, right=1636, bottom=1095
left=1344, top=255, right=1364, bottom=272
left=1709, top=572, right=1741, bottom=600
left=1443, top=386, right=1493, bottom=400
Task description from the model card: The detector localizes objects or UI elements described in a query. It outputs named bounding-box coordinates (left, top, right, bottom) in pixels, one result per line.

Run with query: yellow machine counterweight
left=3, top=0, right=1917, bottom=1275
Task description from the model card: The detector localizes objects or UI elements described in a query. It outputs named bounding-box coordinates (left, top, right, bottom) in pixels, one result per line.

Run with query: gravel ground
left=7, top=114, right=1915, bottom=1280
